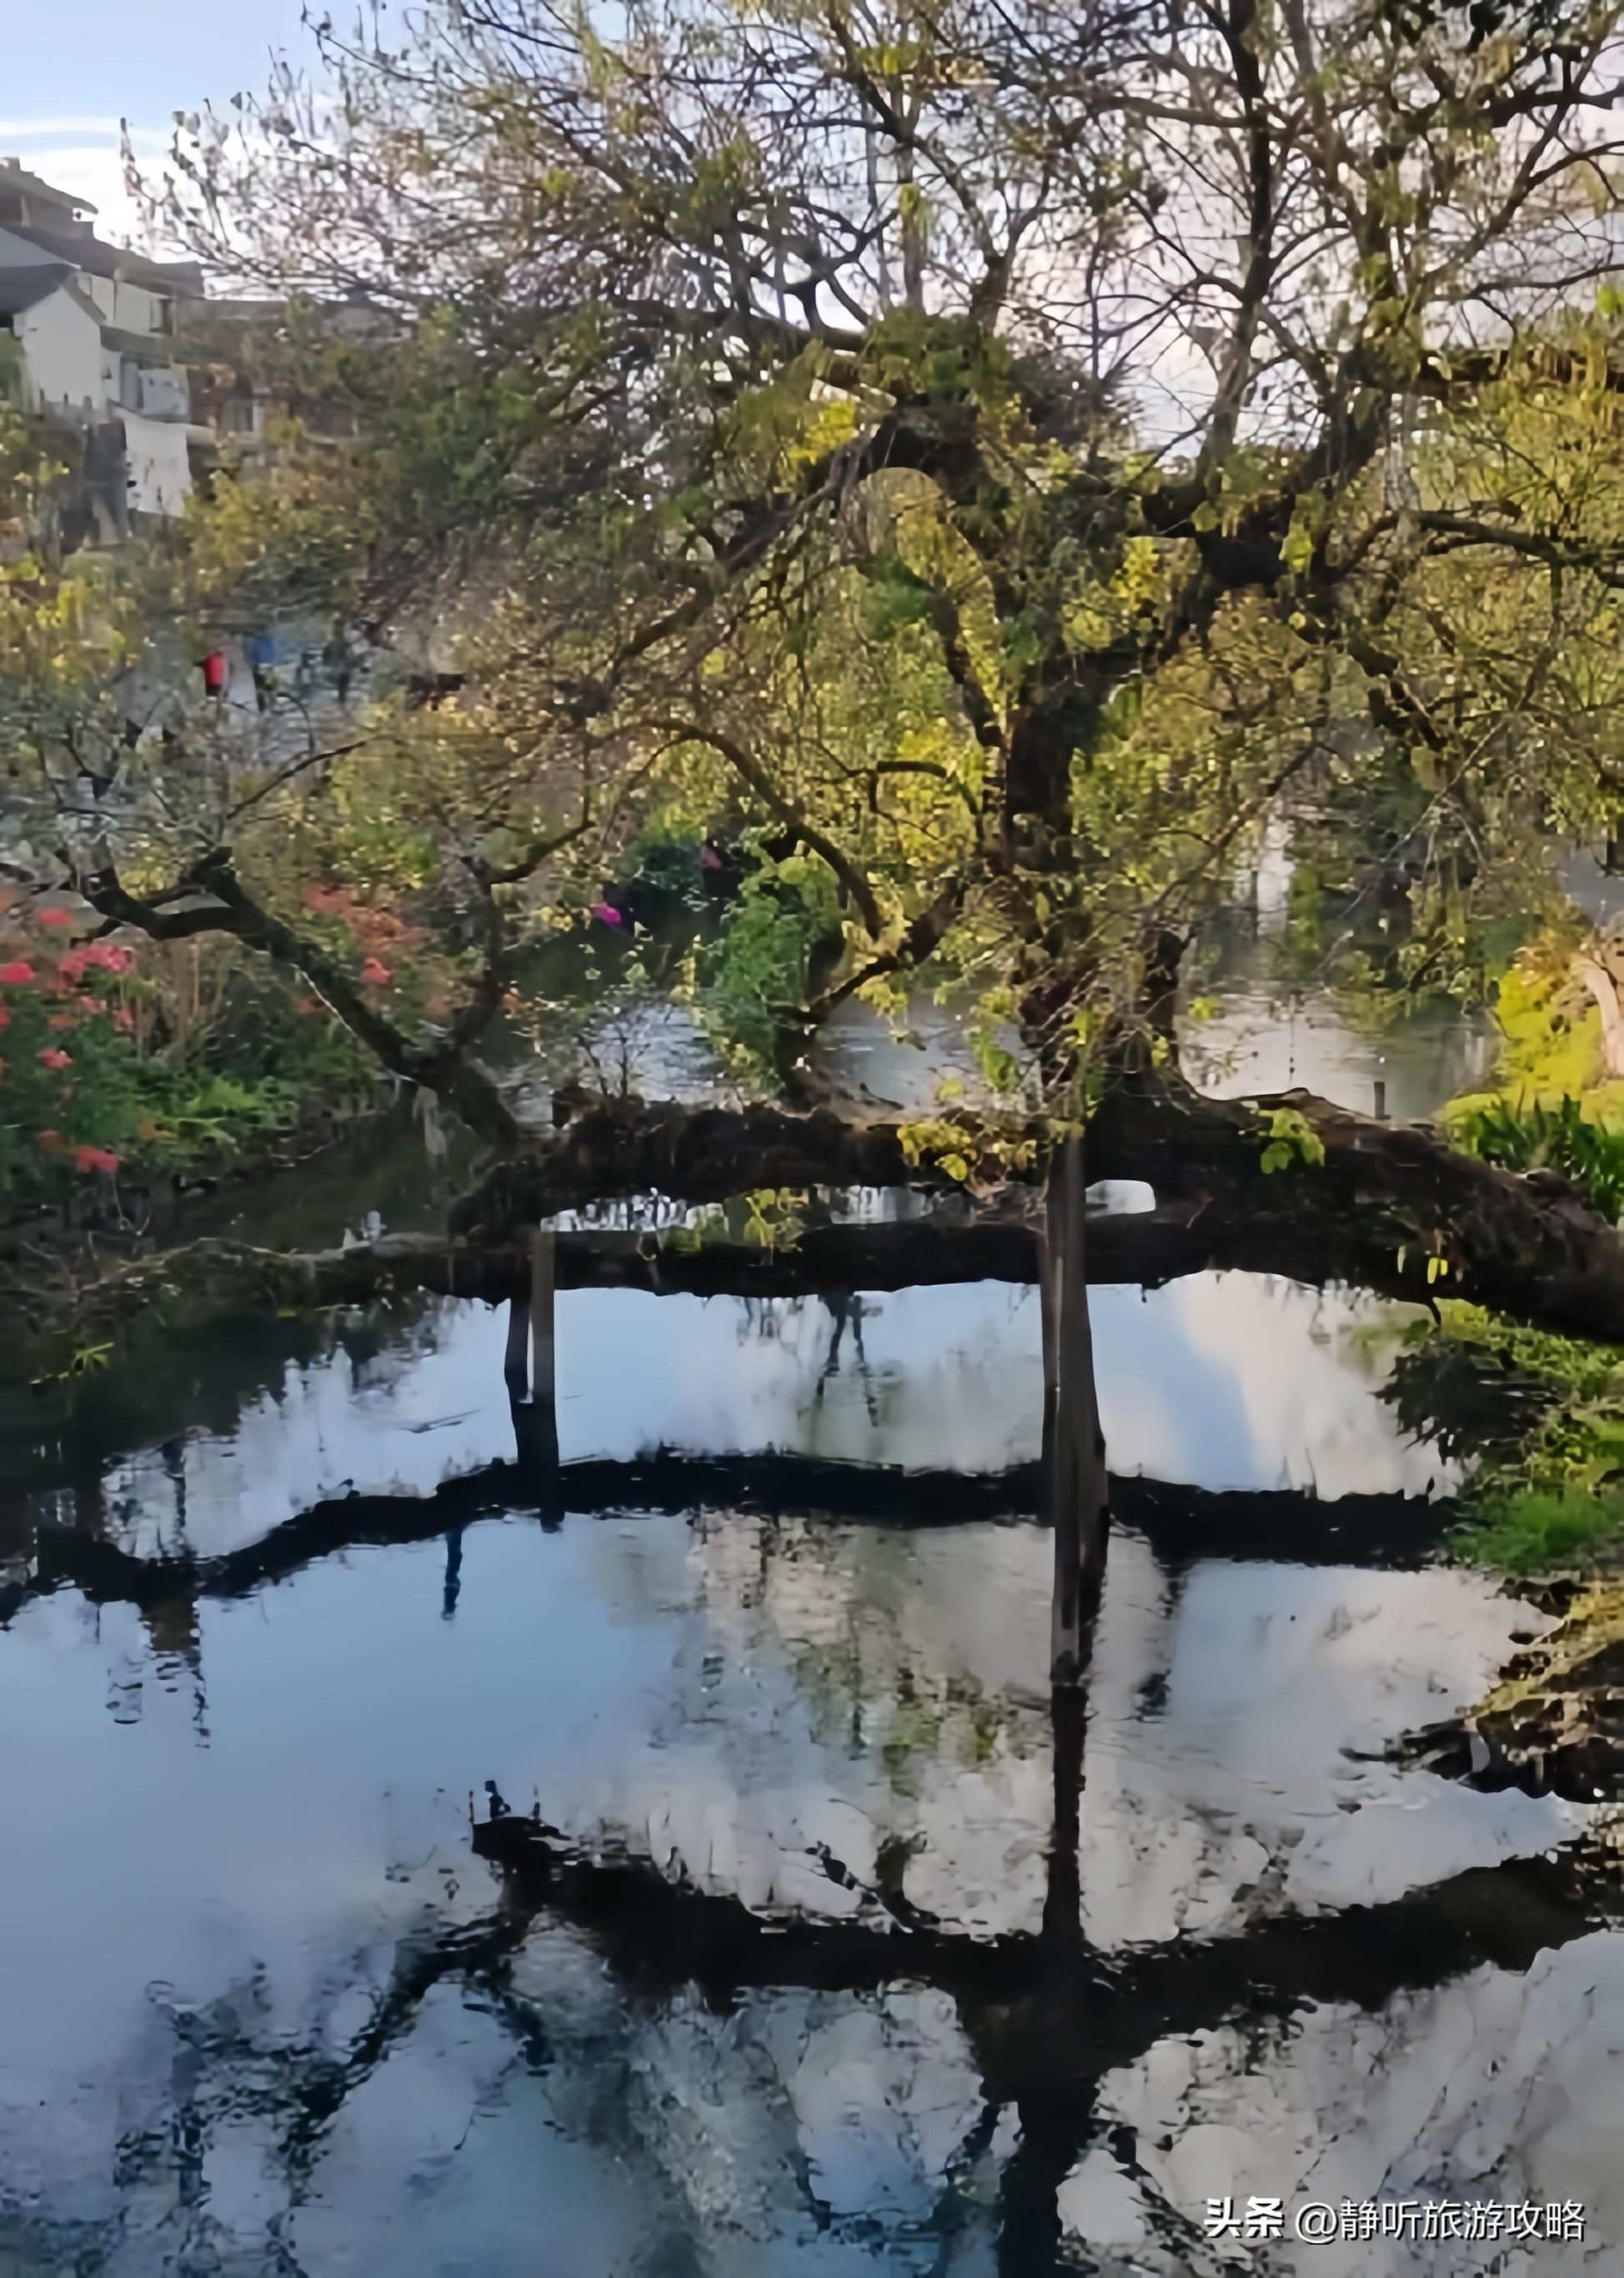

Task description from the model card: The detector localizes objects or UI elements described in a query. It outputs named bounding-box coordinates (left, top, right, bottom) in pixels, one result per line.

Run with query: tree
left=0, top=406, right=614, bottom=1144
left=126, top=0, right=1624, bottom=1117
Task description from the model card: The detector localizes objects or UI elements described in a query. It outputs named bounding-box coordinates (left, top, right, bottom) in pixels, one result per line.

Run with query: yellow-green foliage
left=1444, top=945, right=1624, bottom=1137
left=1486, top=956, right=1603, bottom=1097
left=1259, top=1103, right=1326, bottom=1172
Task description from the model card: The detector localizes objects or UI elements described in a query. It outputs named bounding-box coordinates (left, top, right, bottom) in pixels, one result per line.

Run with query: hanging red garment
left=202, top=650, right=228, bottom=695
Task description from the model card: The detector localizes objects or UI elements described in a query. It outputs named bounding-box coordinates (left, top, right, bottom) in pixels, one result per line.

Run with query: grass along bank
left=1383, top=1303, right=1624, bottom=1796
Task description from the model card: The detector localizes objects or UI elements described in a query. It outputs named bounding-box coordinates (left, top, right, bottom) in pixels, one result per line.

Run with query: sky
left=3, top=0, right=312, bottom=242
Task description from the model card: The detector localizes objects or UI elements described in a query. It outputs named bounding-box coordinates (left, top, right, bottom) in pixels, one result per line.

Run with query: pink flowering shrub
left=0, top=886, right=392, bottom=1211
left=0, top=901, right=145, bottom=1195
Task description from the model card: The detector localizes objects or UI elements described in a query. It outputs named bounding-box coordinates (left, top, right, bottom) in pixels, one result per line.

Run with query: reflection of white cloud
left=564, top=1273, right=1450, bottom=1499
left=1099, top=1272, right=1452, bottom=1500
left=1095, top=1932, right=1624, bottom=2275
left=103, top=1268, right=1455, bottom=1566
left=1084, top=1536, right=1571, bottom=1949
left=103, top=1302, right=516, bottom=1558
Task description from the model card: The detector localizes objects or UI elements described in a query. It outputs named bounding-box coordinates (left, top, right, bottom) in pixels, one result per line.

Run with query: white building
left=0, top=160, right=210, bottom=535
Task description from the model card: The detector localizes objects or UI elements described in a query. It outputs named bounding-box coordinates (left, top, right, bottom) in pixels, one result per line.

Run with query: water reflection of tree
left=49, top=1769, right=1602, bottom=2278
left=724, top=1290, right=905, bottom=1440
left=0, top=1289, right=454, bottom=1520
left=68, top=1899, right=1006, bottom=2273
left=814, top=1292, right=881, bottom=1427
left=689, top=1511, right=1042, bottom=1814
left=12, top=1499, right=1608, bottom=2272
left=3, top=1174, right=1582, bottom=2268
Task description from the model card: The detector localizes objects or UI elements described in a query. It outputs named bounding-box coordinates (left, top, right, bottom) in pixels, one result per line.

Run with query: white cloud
left=0, top=118, right=173, bottom=248
left=0, top=118, right=128, bottom=140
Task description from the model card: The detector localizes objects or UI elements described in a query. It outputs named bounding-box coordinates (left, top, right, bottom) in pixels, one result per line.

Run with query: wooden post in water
left=530, top=1227, right=557, bottom=1420
left=1045, top=1135, right=1111, bottom=1687
left=1038, top=1229, right=1060, bottom=1397
left=503, top=1288, right=531, bottom=1398
left=1041, top=1683, right=1086, bottom=1953
left=514, top=1226, right=561, bottom=1501
left=505, top=1226, right=560, bottom=1500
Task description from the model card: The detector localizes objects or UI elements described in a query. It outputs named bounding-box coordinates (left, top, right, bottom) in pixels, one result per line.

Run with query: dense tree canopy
left=5, top=0, right=1624, bottom=1147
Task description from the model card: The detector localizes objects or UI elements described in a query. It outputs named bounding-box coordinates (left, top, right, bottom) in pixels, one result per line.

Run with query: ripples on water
left=0, top=1252, right=1611, bottom=2277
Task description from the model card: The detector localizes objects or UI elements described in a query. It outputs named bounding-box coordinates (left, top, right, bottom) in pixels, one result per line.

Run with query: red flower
left=360, top=956, right=391, bottom=986
left=48, top=1012, right=75, bottom=1032
left=38, top=1047, right=73, bottom=1071
left=0, top=961, right=35, bottom=986
left=73, top=1144, right=122, bottom=1175
left=113, top=1007, right=135, bottom=1033
left=82, top=942, right=134, bottom=975
left=37, top=907, right=74, bottom=928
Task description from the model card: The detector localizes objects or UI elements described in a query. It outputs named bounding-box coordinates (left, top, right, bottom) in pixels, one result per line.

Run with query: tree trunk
left=35, top=1083, right=1624, bottom=1346
left=1089, top=1076, right=1624, bottom=1342
left=431, top=1056, right=524, bottom=1147
left=448, top=1095, right=1030, bottom=1236
left=86, top=1184, right=1525, bottom=1325
left=447, top=1079, right=1624, bottom=1345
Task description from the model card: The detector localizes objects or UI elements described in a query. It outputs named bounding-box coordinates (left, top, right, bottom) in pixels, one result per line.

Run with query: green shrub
left=698, top=856, right=842, bottom=1077
left=1452, top=1485, right=1624, bottom=1573
left=1447, top=1091, right=1624, bottom=1222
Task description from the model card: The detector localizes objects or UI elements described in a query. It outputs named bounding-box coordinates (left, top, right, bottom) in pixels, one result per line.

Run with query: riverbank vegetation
left=0, top=888, right=388, bottom=1215
left=1383, top=1306, right=1624, bottom=1568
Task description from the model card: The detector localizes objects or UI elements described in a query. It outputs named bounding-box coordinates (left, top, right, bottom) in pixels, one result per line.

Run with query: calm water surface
left=817, top=923, right=1495, bottom=1129
left=0, top=1250, right=1611, bottom=2276
left=0, top=961, right=1605, bottom=2277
